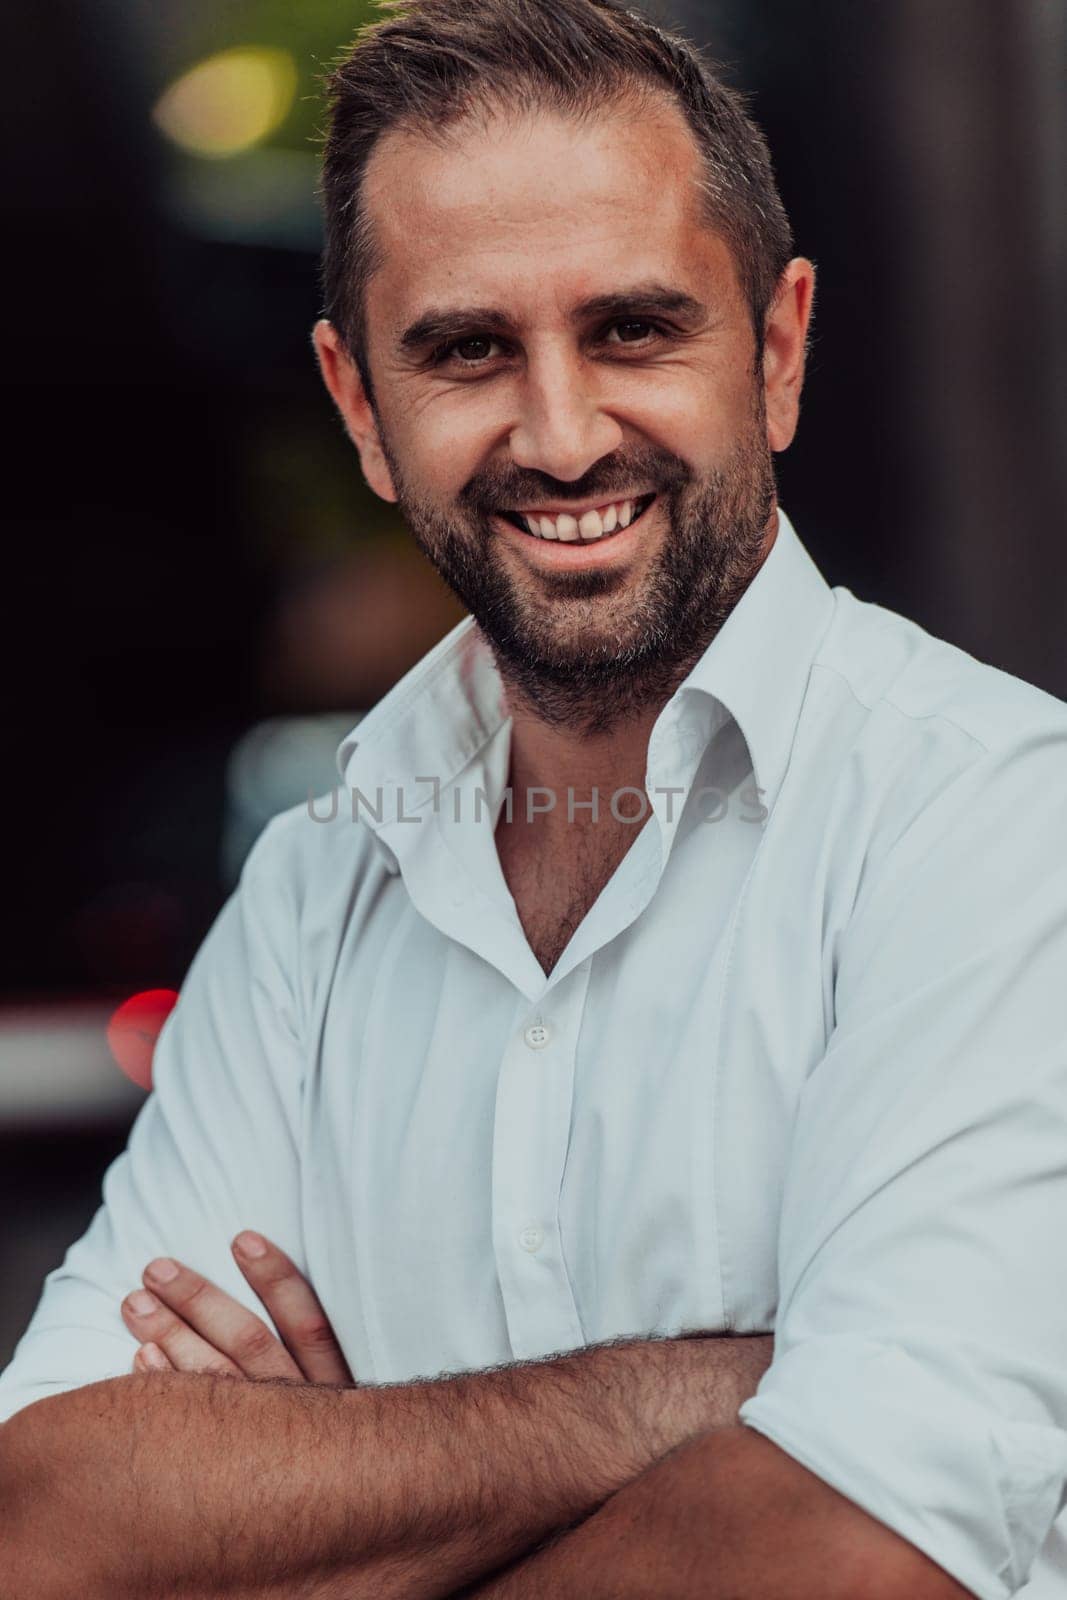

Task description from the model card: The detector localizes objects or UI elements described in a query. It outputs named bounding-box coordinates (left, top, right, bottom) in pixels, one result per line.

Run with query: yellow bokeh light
left=152, top=47, right=299, bottom=159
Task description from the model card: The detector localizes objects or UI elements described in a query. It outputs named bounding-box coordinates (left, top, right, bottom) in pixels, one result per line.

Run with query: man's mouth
left=497, top=492, right=657, bottom=544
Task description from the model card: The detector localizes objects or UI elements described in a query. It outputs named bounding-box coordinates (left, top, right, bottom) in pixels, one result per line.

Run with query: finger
left=137, top=1259, right=304, bottom=1382
left=136, top=1259, right=304, bottom=1383
left=232, top=1232, right=354, bottom=1385
left=122, top=1287, right=246, bottom=1378
left=133, top=1341, right=174, bottom=1375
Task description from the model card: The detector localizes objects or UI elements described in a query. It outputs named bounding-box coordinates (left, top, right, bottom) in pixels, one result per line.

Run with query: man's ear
left=761, top=258, right=816, bottom=454
left=311, top=319, right=398, bottom=504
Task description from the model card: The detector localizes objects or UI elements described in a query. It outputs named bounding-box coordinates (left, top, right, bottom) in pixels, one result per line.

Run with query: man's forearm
left=1, top=1331, right=772, bottom=1600
left=459, top=1424, right=973, bottom=1600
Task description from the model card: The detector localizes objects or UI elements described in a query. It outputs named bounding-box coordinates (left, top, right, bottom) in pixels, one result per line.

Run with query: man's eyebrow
left=396, top=282, right=709, bottom=355
left=574, top=285, right=709, bottom=325
left=398, top=307, right=514, bottom=355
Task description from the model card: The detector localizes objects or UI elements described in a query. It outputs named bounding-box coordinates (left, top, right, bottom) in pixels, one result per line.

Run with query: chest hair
left=497, top=821, right=644, bottom=975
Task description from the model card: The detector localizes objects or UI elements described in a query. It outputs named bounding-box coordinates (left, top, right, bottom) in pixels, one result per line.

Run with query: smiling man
left=3, top=2, right=1067, bottom=1598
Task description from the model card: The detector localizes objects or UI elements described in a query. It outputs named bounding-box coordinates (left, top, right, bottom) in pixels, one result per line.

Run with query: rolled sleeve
left=0, top=812, right=308, bottom=1425
left=740, top=730, right=1067, bottom=1598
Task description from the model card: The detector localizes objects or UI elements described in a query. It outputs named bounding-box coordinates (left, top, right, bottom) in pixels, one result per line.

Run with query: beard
left=374, top=384, right=777, bottom=737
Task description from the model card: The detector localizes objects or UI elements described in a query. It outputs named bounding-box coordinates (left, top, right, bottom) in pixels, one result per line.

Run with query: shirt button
left=524, top=1022, right=551, bottom=1049
left=519, top=1225, right=545, bottom=1253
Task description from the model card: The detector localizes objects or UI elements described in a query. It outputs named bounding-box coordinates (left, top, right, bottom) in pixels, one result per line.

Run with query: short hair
left=320, top=0, right=795, bottom=403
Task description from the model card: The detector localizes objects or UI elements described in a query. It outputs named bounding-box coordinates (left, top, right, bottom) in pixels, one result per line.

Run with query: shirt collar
left=671, top=504, right=836, bottom=815
left=336, top=506, right=835, bottom=873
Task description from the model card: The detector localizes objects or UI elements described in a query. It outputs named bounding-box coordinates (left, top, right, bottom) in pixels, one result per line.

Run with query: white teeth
left=508, top=495, right=647, bottom=541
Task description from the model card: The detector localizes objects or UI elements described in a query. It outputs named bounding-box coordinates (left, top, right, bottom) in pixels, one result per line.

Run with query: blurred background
left=1, top=0, right=1065, bottom=1366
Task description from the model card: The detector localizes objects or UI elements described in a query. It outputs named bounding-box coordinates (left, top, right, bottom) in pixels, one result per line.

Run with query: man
left=3, top=1, right=1066, bottom=1595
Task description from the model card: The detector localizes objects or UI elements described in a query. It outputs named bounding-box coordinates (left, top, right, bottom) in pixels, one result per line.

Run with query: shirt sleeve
left=0, top=813, right=308, bottom=1425
left=738, top=726, right=1067, bottom=1600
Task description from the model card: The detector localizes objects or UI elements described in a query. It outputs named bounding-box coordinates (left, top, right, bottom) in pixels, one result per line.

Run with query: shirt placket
left=491, top=961, right=592, bottom=1360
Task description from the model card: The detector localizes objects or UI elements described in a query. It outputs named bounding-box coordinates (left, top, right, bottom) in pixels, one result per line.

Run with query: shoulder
left=239, top=790, right=390, bottom=923
left=799, top=591, right=1067, bottom=988
left=783, top=588, right=1067, bottom=967
left=791, top=594, right=1067, bottom=1037
left=226, top=792, right=395, bottom=1033
left=806, top=588, right=1067, bottom=842
left=815, top=586, right=1067, bottom=757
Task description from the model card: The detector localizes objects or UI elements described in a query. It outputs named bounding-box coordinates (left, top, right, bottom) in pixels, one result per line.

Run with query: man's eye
left=607, top=320, right=661, bottom=345
left=436, top=335, right=501, bottom=367
left=429, top=320, right=668, bottom=369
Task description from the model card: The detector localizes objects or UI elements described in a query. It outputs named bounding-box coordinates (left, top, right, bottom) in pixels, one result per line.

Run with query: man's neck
left=494, top=666, right=699, bottom=855
left=502, top=696, right=662, bottom=840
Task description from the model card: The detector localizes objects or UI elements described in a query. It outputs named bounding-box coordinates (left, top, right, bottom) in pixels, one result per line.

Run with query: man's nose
left=508, top=350, right=624, bottom=482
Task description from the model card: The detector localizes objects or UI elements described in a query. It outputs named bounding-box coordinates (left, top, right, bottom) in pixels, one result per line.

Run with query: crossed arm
left=0, top=1237, right=972, bottom=1600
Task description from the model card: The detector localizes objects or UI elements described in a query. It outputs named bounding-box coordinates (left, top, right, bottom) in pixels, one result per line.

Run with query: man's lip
left=499, top=491, right=656, bottom=518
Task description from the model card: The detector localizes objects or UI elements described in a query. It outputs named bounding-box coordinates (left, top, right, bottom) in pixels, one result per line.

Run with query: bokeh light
left=152, top=47, right=298, bottom=159
left=107, top=990, right=180, bottom=1091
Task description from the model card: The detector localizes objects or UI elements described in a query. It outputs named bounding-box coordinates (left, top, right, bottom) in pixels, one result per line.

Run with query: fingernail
left=144, top=1257, right=179, bottom=1284
left=140, top=1343, right=169, bottom=1371
left=127, top=1289, right=160, bottom=1315
left=234, top=1231, right=267, bottom=1259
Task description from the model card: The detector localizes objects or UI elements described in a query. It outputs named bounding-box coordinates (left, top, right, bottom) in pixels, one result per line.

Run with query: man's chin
left=477, top=614, right=674, bottom=687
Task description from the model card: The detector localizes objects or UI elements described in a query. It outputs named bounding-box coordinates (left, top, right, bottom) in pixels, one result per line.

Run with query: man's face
left=324, top=96, right=797, bottom=729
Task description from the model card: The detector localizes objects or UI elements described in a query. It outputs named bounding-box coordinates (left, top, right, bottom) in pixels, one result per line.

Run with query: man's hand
left=120, top=1230, right=355, bottom=1386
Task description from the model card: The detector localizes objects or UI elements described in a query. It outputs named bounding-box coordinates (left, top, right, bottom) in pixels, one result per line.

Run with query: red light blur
left=106, top=989, right=179, bottom=1090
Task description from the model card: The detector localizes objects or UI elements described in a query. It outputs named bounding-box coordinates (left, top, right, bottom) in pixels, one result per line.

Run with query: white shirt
left=3, top=507, right=1067, bottom=1599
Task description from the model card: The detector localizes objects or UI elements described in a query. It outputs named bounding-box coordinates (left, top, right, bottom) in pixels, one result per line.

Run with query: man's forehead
left=359, top=100, right=736, bottom=331
left=362, top=96, right=708, bottom=248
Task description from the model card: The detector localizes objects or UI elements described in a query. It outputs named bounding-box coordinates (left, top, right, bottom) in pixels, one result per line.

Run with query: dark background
left=2, top=0, right=1064, bottom=1366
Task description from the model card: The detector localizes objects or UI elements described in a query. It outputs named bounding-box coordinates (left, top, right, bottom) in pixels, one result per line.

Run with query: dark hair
left=320, top=0, right=795, bottom=404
